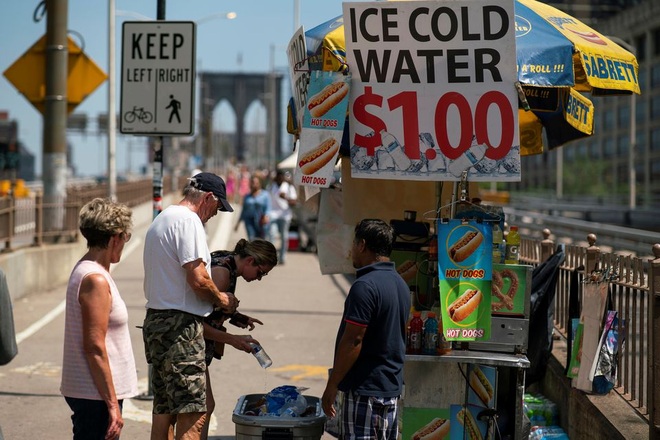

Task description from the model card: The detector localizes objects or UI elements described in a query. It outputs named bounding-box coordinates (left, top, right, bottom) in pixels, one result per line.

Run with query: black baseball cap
left=190, top=172, right=234, bottom=212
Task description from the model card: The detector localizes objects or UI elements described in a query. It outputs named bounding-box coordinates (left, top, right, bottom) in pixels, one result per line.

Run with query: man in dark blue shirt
left=322, top=219, right=411, bottom=440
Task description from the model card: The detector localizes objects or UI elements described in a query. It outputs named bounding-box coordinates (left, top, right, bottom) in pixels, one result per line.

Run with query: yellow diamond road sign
left=3, top=34, right=107, bottom=115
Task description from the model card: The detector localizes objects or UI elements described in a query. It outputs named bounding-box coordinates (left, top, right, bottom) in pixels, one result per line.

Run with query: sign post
left=120, top=20, right=195, bottom=219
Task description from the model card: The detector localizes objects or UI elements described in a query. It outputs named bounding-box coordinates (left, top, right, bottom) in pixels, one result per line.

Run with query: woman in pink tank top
left=60, top=198, right=138, bottom=440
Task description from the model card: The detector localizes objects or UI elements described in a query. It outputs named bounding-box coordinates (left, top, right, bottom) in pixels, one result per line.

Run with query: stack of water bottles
left=524, top=393, right=568, bottom=439
left=529, top=426, right=569, bottom=440
left=524, top=393, right=559, bottom=426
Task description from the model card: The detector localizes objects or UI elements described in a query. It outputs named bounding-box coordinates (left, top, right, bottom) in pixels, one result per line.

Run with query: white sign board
left=286, top=26, right=309, bottom=131
left=344, top=0, right=520, bottom=182
left=120, top=21, right=196, bottom=135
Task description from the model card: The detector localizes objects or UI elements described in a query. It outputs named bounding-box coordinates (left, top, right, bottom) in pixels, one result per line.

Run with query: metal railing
left=506, top=206, right=660, bottom=258
left=520, top=231, right=659, bottom=439
left=0, top=176, right=186, bottom=252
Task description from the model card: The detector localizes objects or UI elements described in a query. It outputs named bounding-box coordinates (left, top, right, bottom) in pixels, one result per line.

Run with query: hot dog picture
left=449, top=230, right=483, bottom=263
left=448, top=289, right=482, bottom=322
left=396, top=260, right=418, bottom=283
left=411, top=417, right=450, bottom=440
left=307, top=81, right=349, bottom=118
left=298, top=138, right=339, bottom=175
left=469, top=366, right=494, bottom=406
left=457, top=408, right=483, bottom=440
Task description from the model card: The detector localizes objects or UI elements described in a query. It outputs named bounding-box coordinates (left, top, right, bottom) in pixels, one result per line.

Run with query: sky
left=1, top=0, right=357, bottom=178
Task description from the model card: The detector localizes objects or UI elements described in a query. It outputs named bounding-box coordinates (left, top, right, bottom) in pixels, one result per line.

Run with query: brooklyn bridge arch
left=199, top=71, right=283, bottom=167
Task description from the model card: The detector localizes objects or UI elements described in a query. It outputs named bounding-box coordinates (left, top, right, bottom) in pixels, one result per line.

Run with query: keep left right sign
left=120, top=21, right=196, bottom=135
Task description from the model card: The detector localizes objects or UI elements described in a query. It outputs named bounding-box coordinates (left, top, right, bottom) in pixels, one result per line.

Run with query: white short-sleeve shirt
left=143, top=205, right=213, bottom=316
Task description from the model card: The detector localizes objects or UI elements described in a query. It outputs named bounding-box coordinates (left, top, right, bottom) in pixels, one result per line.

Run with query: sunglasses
left=256, top=266, right=268, bottom=278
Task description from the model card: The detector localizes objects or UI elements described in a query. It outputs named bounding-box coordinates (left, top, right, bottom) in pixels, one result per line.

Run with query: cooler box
left=232, top=394, right=326, bottom=440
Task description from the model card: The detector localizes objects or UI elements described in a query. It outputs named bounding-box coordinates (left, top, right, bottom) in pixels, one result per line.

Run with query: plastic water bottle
left=249, top=342, right=273, bottom=368
left=426, top=147, right=446, bottom=172
left=447, top=136, right=487, bottom=177
left=408, top=311, right=423, bottom=355
left=422, top=312, right=439, bottom=355
left=376, top=148, right=394, bottom=170
left=505, top=226, right=521, bottom=264
left=492, top=223, right=503, bottom=265
left=419, top=133, right=445, bottom=172
left=380, top=130, right=411, bottom=171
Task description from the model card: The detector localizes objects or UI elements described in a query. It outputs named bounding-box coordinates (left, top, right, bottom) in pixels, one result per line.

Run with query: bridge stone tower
left=199, top=71, right=284, bottom=167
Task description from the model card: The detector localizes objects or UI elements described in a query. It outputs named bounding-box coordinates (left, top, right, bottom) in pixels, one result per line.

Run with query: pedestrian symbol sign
left=120, top=21, right=196, bottom=135
left=166, top=95, right=182, bottom=123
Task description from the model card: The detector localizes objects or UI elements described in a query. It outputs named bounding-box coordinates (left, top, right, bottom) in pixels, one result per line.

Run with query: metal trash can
left=232, top=394, right=326, bottom=440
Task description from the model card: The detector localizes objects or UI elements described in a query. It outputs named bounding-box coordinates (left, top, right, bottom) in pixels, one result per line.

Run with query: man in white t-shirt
left=266, top=170, right=298, bottom=264
left=143, top=172, right=239, bottom=440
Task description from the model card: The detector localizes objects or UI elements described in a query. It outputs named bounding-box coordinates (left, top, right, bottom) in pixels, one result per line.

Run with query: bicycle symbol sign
left=123, top=106, right=153, bottom=124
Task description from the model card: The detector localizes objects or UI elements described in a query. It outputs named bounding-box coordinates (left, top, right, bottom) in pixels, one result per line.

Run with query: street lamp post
left=269, top=44, right=277, bottom=169
left=108, top=0, right=116, bottom=200
left=607, top=36, right=637, bottom=210
left=629, top=87, right=636, bottom=209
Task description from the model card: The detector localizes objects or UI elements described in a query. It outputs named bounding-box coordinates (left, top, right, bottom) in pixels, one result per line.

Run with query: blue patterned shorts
left=340, top=391, right=400, bottom=440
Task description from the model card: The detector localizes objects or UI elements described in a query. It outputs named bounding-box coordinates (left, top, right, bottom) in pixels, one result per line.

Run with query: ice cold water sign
left=343, top=0, right=521, bottom=182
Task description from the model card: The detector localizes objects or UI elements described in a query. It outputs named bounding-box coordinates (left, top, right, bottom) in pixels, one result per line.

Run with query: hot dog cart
left=384, top=185, right=533, bottom=440
left=286, top=1, right=532, bottom=439
left=310, top=164, right=534, bottom=439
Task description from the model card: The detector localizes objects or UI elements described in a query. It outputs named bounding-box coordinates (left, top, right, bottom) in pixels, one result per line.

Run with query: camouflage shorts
left=142, top=309, right=207, bottom=414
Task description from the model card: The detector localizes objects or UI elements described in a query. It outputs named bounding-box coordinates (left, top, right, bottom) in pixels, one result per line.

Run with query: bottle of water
left=427, top=147, right=446, bottom=172
left=447, top=135, right=487, bottom=177
left=419, top=133, right=445, bottom=172
left=376, top=148, right=394, bottom=170
left=380, top=130, right=411, bottom=171
left=250, top=342, right=273, bottom=368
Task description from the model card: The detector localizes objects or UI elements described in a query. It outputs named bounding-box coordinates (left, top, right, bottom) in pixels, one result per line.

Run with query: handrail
left=505, top=206, right=660, bottom=258
left=0, top=176, right=188, bottom=252
left=520, top=231, right=659, bottom=438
